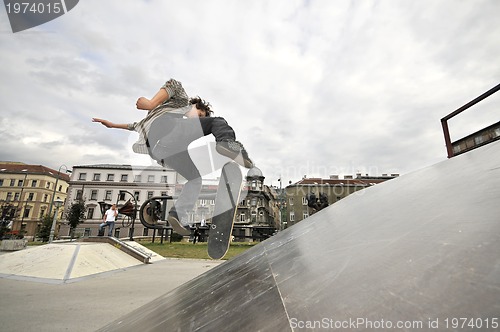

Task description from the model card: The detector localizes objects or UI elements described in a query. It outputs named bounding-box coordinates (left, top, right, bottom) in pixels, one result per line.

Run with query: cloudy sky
left=1, top=0, right=499, bottom=186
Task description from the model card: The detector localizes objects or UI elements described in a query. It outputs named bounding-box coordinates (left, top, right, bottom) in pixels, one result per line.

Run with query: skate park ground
left=0, top=241, right=222, bottom=332
left=1, top=139, right=499, bottom=331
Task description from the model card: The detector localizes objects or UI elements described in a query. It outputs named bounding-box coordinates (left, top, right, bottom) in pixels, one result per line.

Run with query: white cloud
left=0, top=0, right=499, bottom=184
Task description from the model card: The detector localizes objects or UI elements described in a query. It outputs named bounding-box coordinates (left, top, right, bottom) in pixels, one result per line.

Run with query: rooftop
left=0, top=162, right=70, bottom=181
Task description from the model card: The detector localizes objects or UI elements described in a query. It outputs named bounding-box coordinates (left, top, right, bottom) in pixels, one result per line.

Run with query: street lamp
left=17, top=169, right=28, bottom=228
left=48, top=165, right=71, bottom=218
left=49, top=198, right=64, bottom=243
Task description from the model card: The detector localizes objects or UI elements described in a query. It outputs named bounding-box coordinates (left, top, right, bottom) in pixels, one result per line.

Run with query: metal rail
left=441, top=83, right=500, bottom=158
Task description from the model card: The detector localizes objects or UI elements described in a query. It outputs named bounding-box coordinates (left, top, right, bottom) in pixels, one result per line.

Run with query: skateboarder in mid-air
left=92, top=79, right=253, bottom=236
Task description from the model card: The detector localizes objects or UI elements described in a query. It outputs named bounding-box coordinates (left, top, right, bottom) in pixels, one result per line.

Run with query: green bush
left=170, top=232, right=184, bottom=242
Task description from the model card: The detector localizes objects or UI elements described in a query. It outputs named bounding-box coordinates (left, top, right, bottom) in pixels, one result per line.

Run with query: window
left=147, top=191, right=154, bottom=199
left=134, top=191, right=140, bottom=201
left=105, top=190, right=112, bottom=201
left=0, top=179, right=3, bottom=186
left=78, top=173, right=87, bottom=181
left=18, top=179, right=24, bottom=187
left=240, top=213, right=246, bottom=222
left=10, top=179, right=15, bottom=186
left=161, top=191, right=167, bottom=197
left=28, top=193, right=34, bottom=201
left=289, top=198, right=294, bottom=205
left=121, top=174, right=128, bottom=182
left=107, top=174, right=114, bottom=181
left=134, top=175, right=141, bottom=182
left=58, top=185, right=62, bottom=192
left=76, top=190, right=83, bottom=200
left=302, top=197, right=308, bottom=205
left=160, top=176, right=168, bottom=183
left=148, top=175, right=155, bottom=183
left=290, top=211, right=295, bottom=222
left=23, top=208, right=30, bottom=218
left=93, top=173, right=101, bottom=181
left=39, top=209, right=46, bottom=218
left=87, top=207, right=95, bottom=219
left=90, top=190, right=98, bottom=201
left=303, top=211, right=309, bottom=219
left=31, top=180, right=37, bottom=187
left=14, top=193, right=20, bottom=201
left=6, top=192, right=12, bottom=201
left=240, top=199, right=246, bottom=206
left=44, top=194, right=48, bottom=202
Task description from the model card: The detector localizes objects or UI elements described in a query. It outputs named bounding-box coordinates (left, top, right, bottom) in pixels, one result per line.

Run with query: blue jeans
left=99, top=221, right=115, bottom=236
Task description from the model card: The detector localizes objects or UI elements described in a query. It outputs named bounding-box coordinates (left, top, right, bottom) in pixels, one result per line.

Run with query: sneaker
left=167, top=211, right=192, bottom=236
left=216, top=139, right=254, bottom=168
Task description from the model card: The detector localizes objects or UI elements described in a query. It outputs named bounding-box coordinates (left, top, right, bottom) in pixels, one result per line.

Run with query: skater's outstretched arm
left=92, top=118, right=129, bottom=130
left=136, top=88, right=169, bottom=111
left=93, top=87, right=170, bottom=129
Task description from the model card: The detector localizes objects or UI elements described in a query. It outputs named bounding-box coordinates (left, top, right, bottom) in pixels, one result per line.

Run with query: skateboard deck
left=208, top=162, right=243, bottom=259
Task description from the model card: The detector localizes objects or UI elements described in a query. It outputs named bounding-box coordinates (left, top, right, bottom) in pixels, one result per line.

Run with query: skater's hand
left=92, top=118, right=114, bottom=128
left=136, top=97, right=153, bottom=110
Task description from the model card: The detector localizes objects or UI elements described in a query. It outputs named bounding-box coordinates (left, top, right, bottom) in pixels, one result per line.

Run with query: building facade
left=175, top=167, right=279, bottom=242
left=0, top=162, right=70, bottom=239
left=60, top=164, right=179, bottom=239
left=285, top=174, right=398, bottom=227
left=61, top=164, right=279, bottom=241
left=233, top=167, right=278, bottom=241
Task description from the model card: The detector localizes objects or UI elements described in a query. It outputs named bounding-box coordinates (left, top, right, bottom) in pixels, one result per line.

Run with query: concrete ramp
left=0, top=240, right=163, bottom=284
left=99, top=141, right=500, bottom=331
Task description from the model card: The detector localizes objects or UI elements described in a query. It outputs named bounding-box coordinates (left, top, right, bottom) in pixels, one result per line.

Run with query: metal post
left=48, top=165, right=69, bottom=218
left=17, top=170, right=28, bottom=229
left=441, top=119, right=453, bottom=158
left=49, top=198, right=63, bottom=243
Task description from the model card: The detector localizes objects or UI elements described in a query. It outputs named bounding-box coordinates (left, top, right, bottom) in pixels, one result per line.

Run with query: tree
left=36, top=215, right=53, bottom=242
left=66, top=200, right=86, bottom=238
left=0, top=202, right=16, bottom=239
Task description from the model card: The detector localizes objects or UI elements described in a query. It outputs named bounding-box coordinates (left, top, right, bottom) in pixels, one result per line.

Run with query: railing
left=441, top=83, right=500, bottom=158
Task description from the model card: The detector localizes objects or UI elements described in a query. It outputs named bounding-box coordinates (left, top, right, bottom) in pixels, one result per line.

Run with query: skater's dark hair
left=190, top=96, right=213, bottom=117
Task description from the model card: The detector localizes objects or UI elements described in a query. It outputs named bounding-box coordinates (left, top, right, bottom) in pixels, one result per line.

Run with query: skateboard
left=208, top=161, right=243, bottom=259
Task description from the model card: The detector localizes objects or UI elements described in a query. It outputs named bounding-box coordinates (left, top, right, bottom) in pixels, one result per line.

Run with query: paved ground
left=0, top=243, right=223, bottom=332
